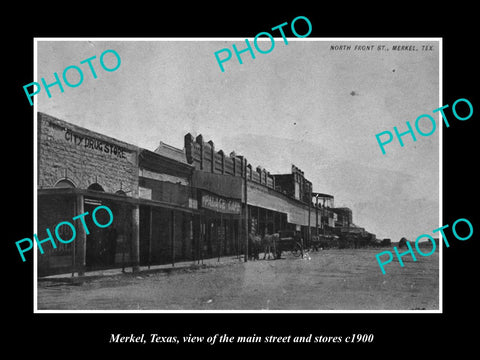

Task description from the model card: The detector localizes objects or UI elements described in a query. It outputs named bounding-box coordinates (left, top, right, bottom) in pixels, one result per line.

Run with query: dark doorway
left=139, top=205, right=151, bottom=266
left=85, top=201, right=117, bottom=270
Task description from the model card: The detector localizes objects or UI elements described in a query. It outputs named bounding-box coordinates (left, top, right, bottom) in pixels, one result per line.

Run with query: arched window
left=54, top=179, right=75, bottom=188
left=88, top=183, right=105, bottom=192
left=115, top=190, right=127, bottom=196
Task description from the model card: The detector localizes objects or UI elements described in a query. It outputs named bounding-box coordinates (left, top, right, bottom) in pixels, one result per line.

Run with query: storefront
left=248, top=205, right=288, bottom=237
left=138, top=200, right=198, bottom=268
left=137, top=148, right=199, bottom=267
left=197, top=190, right=243, bottom=260
left=37, top=112, right=141, bottom=276
left=37, top=188, right=141, bottom=276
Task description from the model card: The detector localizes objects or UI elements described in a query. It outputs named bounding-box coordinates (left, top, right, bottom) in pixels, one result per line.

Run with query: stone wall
left=37, top=112, right=139, bottom=197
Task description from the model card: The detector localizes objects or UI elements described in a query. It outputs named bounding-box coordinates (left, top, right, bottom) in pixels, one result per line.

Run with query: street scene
left=37, top=248, right=439, bottom=311
left=34, top=39, right=440, bottom=312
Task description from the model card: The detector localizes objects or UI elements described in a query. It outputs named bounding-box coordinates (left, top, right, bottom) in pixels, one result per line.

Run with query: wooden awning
left=37, top=188, right=199, bottom=213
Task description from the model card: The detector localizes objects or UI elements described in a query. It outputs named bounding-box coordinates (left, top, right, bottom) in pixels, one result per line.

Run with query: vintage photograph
left=33, top=38, right=440, bottom=312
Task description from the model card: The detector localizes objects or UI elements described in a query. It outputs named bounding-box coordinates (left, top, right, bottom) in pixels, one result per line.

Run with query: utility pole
left=307, top=186, right=311, bottom=247
left=244, top=157, right=248, bottom=262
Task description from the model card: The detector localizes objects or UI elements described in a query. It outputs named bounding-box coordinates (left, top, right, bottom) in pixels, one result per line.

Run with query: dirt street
left=37, top=248, right=439, bottom=311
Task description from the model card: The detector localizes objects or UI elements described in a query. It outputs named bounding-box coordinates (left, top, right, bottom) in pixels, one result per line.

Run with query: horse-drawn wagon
left=248, top=230, right=304, bottom=260
left=274, top=230, right=304, bottom=259
left=309, top=234, right=339, bottom=250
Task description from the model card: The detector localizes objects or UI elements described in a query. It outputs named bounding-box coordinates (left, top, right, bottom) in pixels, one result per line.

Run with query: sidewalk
left=38, top=254, right=246, bottom=283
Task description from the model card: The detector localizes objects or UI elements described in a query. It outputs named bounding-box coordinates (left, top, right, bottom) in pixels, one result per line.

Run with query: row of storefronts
left=36, top=112, right=372, bottom=277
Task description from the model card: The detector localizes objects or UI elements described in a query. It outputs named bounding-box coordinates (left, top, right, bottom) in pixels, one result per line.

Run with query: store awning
left=37, top=188, right=199, bottom=213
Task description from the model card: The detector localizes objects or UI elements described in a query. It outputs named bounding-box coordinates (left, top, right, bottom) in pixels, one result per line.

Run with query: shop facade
left=37, top=113, right=202, bottom=276
left=137, top=148, right=199, bottom=267
left=197, top=189, right=243, bottom=260
left=37, top=112, right=142, bottom=276
left=183, top=132, right=319, bottom=247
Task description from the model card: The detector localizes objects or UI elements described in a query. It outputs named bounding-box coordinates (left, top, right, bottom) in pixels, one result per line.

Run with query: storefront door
left=85, top=200, right=118, bottom=270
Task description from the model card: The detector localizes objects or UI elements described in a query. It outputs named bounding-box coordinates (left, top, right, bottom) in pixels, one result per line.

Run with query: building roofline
left=312, top=192, right=334, bottom=198
left=38, top=112, right=139, bottom=151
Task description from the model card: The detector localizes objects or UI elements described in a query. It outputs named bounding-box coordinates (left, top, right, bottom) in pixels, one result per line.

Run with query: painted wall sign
left=64, top=129, right=128, bottom=159
left=201, top=193, right=241, bottom=214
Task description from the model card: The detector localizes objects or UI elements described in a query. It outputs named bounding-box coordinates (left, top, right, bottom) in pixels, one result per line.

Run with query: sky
left=36, top=38, right=440, bottom=242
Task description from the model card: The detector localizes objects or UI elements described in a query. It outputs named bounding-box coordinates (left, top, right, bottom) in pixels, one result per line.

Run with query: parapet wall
left=38, top=112, right=139, bottom=197
left=184, top=133, right=275, bottom=189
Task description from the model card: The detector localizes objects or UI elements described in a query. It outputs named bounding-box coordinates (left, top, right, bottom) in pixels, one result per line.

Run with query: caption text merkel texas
left=110, top=333, right=374, bottom=345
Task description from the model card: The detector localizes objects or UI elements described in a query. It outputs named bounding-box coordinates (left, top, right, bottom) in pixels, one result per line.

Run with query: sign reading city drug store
left=45, top=118, right=136, bottom=164
left=64, top=128, right=129, bottom=159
